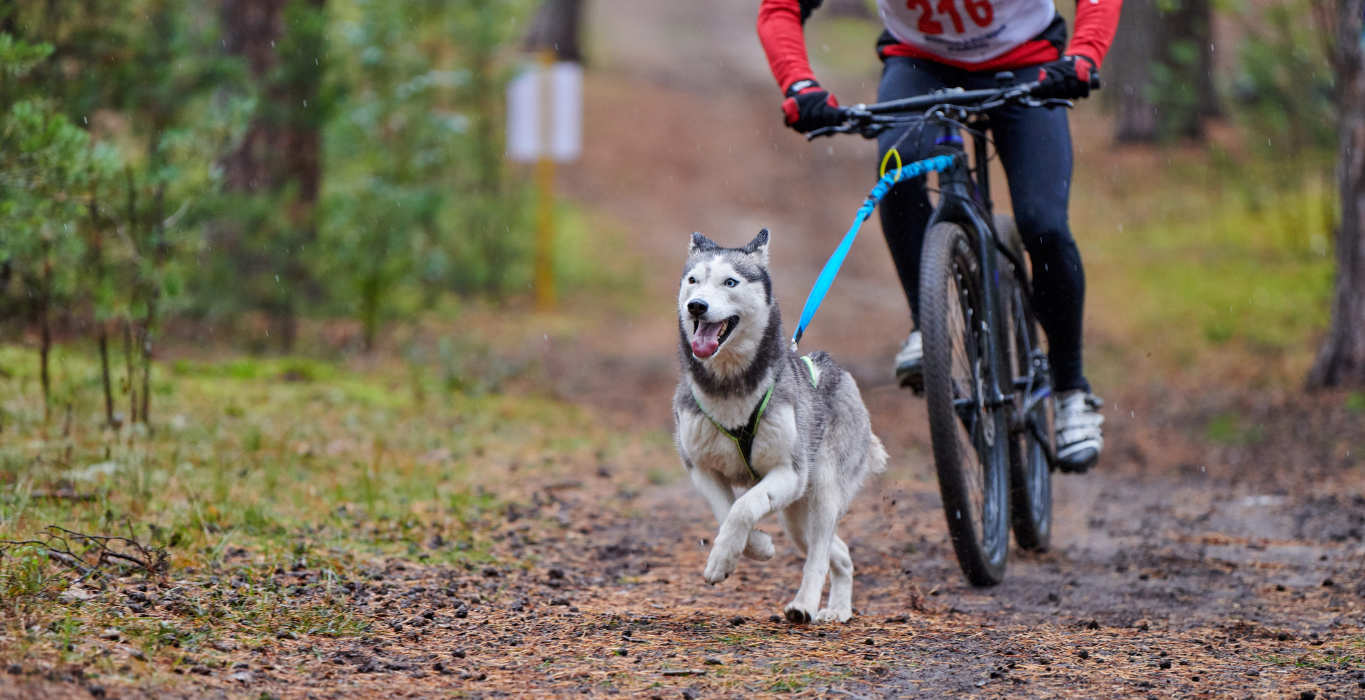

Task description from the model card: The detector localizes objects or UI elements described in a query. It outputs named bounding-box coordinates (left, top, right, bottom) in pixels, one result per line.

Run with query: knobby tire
left=920, top=222, right=1011, bottom=587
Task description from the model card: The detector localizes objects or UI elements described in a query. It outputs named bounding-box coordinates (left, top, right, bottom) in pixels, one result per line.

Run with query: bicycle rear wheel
left=920, top=222, right=1011, bottom=587
left=995, top=215, right=1054, bottom=552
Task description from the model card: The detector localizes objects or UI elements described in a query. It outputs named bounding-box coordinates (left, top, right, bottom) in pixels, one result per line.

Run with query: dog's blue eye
left=724, top=278, right=738, bottom=287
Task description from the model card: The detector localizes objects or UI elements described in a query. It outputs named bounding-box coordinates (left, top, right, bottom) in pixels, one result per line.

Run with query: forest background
left=0, top=0, right=1339, bottom=420
left=0, top=0, right=1361, bottom=697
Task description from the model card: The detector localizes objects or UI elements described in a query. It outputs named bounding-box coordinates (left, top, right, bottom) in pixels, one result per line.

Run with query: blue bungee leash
left=790, top=153, right=958, bottom=350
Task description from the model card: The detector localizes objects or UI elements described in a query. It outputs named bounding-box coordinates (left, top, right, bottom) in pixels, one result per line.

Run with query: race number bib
left=876, top=0, right=1056, bottom=63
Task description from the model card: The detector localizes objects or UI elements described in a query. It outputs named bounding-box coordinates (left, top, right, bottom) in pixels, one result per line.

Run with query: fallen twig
left=0, top=526, right=168, bottom=585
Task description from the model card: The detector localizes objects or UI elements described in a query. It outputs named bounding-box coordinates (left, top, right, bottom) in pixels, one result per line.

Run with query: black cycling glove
left=782, top=79, right=843, bottom=134
left=1034, top=55, right=1099, bottom=100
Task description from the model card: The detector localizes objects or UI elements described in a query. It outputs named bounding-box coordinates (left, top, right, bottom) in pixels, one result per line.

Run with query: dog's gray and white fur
left=672, top=228, right=887, bottom=623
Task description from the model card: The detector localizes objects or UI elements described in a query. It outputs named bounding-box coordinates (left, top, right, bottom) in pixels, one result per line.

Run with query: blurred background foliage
left=0, top=0, right=538, bottom=421
left=0, top=0, right=1347, bottom=423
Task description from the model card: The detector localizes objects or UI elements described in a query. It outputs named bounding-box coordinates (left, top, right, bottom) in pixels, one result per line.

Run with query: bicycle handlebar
left=806, top=71, right=1100, bottom=141
left=860, top=85, right=1019, bottom=115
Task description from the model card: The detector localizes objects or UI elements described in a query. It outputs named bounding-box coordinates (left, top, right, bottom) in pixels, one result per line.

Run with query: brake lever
left=805, top=124, right=855, bottom=140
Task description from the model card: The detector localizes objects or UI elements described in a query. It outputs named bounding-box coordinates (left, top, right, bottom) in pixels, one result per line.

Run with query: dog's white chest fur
left=678, top=394, right=796, bottom=485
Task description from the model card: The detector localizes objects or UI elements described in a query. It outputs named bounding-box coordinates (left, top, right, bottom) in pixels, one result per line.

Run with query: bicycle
left=804, top=73, right=1095, bottom=586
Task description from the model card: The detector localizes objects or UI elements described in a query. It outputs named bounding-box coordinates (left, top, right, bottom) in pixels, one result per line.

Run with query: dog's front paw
left=783, top=602, right=815, bottom=624
left=742, top=530, right=775, bottom=562
left=703, top=543, right=741, bottom=585
left=814, top=607, right=853, bottom=624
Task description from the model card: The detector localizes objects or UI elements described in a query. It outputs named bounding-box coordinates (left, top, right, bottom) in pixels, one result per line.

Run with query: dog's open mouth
left=691, top=315, right=739, bottom=359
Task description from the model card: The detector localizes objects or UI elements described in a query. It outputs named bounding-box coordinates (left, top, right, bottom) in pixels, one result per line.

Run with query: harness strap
left=693, top=384, right=772, bottom=482
left=691, top=358, right=820, bottom=482
left=800, top=355, right=818, bottom=387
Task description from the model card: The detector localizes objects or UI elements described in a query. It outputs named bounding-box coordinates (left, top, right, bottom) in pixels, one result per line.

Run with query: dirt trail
left=539, top=0, right=1365, bottom=695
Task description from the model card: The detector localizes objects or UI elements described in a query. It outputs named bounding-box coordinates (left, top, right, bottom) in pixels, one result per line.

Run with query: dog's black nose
left=687, top=299, right=708, bottom=317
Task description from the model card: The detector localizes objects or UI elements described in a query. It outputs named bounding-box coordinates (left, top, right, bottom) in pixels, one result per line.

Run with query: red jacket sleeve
left=1069, top=0, right=1122, bottom=68
left=758, top=0, right=817, bottom=93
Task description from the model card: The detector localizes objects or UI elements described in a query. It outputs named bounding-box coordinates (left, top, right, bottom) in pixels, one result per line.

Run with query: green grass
left=1076, top=143, right=1337, bottom=385
left=554, top=203, right=647, bottom=310
left=1204, top=412, right=1264, bottom=446
left=0, top=342, right=634, bottom=674
left=1120, top=191, right=1334, bottom=353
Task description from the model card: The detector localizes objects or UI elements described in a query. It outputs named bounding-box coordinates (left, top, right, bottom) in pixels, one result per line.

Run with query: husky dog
left=673, top=228, right=887, bottom=623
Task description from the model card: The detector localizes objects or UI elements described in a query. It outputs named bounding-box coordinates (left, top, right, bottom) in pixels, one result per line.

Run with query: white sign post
left=507, top=55, right=582, bottom=310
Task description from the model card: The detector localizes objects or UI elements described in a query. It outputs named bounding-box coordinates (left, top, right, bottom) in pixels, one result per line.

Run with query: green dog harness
left=691, top=356, right=820, bottom=483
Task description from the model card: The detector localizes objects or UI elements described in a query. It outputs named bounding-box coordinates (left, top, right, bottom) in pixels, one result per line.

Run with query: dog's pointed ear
left=741, top=228, right=770, bottom=266
left=689, top=232, right=719, bottom=255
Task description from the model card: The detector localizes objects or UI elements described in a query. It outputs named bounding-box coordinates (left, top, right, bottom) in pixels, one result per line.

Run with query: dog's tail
left=866, top=433, right=889, bottom=475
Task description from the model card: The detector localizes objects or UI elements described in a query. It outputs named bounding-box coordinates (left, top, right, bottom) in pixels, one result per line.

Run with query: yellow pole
left=534, top=49, right=556, bottom=311
left=534, top=154, right=555, bottom=310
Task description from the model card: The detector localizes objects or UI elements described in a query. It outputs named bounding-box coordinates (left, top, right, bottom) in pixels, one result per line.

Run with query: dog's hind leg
left=815, top=535, right=853, bottom=623
left=781, top=498, right=839, bottom=624
left=689, top=467, right=774, bottom=562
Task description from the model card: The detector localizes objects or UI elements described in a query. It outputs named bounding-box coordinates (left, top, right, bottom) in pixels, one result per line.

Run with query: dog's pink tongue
left=691, top=321, right=723, bottom=358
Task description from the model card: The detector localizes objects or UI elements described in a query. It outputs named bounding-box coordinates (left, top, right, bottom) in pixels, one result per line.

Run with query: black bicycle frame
left=923, top=116, right=1013, bottom=414
left=927, top=114, right=1058, bottom=469
left=811, top=79, right=1084, bottom=468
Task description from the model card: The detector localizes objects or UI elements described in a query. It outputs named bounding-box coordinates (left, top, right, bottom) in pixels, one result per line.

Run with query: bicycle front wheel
left=920, top=222, right=1011, bottom=587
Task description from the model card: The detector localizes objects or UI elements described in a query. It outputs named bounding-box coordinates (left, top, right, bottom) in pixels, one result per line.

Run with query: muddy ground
left=6, top=0, right=1365, bottom=697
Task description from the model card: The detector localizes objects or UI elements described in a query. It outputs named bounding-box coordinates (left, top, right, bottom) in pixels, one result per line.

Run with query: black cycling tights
left=876, top=56, right=1090, bottom=394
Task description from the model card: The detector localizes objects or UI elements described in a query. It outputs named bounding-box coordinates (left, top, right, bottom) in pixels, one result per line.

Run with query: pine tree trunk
left=1105, top=0, right=1217, bottom=142
left=220, top=0, right=325, bottom=202
left=140, top=184, right=165, bottom=426
left=39, top=241, right=52, bottom=423
left=470, top=0, right=506, bottom=294
left=123, top=168, right=139, bottom=424
left=99, top=330, right=113, bottom=425
left=220, top=0, right=326, bottom=349
left=1106, top=0, right=1161, bottom=141
left=124, top=318, right=137, bottom=425
left=89, top=197, right=114, bottom=427
left=1308, top=0, right=1365, bottom=388
left=1165, top=0, right=1219, bottom=129
left=523, top=0, right=583, bottom=61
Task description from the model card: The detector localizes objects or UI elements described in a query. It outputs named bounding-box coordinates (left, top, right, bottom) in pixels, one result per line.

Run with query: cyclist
left=757, top=0, right=1118, bottom=473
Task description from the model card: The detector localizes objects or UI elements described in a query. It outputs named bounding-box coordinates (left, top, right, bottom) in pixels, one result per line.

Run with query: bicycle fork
left=925, top=126, right=1012, bottom=441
